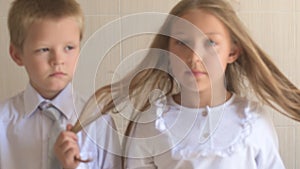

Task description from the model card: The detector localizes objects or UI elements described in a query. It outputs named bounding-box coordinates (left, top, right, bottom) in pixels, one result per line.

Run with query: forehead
left=170, top=9, right=229, bottom=37
left=23, top=17, right=80, bottom=47
left=27, top=17, right=79, bottom=35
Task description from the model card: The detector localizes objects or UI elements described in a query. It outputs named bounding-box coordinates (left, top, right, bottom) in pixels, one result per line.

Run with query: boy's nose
left=50, top=50, right=65, bottom=66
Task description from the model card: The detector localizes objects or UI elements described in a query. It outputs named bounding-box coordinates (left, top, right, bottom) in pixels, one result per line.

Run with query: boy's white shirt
left=0, top=83, right=121, bottom=169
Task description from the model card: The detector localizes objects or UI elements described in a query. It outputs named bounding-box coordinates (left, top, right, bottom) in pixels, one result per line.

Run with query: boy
left=0, top=0, right=121, bottom=168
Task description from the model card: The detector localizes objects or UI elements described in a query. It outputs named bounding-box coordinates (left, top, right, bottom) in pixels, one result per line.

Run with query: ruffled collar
left=153, top=94, right=259, bottom=157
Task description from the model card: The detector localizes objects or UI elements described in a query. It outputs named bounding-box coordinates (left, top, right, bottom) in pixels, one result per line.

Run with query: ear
left=227, top=43, right=240, bottom=63
left=9, top=44, right=24, bottom=66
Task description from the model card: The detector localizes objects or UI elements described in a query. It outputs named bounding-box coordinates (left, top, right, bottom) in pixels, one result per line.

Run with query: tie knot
left=39, top=101, right=61, bottom=121
left=38, top=101, right=52, bottom=110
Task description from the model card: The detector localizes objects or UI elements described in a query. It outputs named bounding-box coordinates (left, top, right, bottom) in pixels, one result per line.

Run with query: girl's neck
left=172, top=89, right=232, bottom=108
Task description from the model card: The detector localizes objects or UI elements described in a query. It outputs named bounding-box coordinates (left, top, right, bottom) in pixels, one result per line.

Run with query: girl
left=118, top=0, right=300, bottom=168
left=69, top=0, right=299, bottom=168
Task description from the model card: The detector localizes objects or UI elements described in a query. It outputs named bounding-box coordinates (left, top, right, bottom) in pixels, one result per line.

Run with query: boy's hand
left=54, top=124, right=80, bottom=169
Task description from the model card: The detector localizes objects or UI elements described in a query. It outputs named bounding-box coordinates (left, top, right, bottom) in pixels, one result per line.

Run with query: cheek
left=169, top=55, right=193, bottom=88
left=201, top=54, right=227, bottom=82
left=24, top=64, right=44, bottom=80
left=169, top=54, right=188, bottom=72
left=67, top=56, right=79, bottom=72
left=217, top=52, right=230, bottom=71
left=204, top=46, right=229, bottom=69
left=23, top=57, right=42, bottom=69
left=169, top=44, right=188, bottom=60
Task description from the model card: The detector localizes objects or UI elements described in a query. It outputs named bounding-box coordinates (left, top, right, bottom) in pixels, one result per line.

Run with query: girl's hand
left=54, top=124, right=80, bottom=169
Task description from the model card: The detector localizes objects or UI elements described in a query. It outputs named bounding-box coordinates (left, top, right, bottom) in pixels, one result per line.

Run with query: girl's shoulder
left=202, top=94, right=277, bottom=156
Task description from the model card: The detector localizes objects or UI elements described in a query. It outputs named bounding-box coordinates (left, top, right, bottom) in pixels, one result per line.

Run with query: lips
left=50, top=71, right=67, bottom=77
left=185, top=69, right=207, bottom=77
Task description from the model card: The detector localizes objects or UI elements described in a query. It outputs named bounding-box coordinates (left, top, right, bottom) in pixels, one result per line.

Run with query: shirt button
left=202, top=110, right=208, bottom=116
left=203, top=132, right=210, bottom=138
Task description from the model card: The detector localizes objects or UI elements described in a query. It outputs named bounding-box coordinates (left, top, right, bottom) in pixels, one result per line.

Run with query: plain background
left=0, top=0, right=299, bottom=168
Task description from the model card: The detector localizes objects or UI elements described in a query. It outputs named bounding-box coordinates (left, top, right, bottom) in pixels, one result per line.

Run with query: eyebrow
left=204, top=32, right=223, bottom=37
left=170, top=31, right=185, bottom=35
left=171, top=31, right=222, bottom=36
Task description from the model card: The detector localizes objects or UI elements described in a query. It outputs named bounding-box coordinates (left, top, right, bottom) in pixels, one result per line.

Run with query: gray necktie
left=39, top=101, right=63, bottom=169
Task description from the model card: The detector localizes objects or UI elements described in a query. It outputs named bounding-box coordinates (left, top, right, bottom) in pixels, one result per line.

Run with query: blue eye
left=206, top=39, right=216, bottom=47
left=37, top=48, right=49, bottom=53
left=176, top=40, right=184, bottom=45
left=175, top=40, right=190, bottom=47
left=65, top=45, right=74, bottom=51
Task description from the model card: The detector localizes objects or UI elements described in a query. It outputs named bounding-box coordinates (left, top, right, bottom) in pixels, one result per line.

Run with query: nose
left=187, top=47, right=202, bottom=68
left=50, top=49, right=64, bottom=66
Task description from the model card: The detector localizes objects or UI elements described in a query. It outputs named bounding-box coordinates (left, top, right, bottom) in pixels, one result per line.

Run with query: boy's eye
left=65, top=45, right=74, bottom=51
left=37, top=48, right=49, bottom=53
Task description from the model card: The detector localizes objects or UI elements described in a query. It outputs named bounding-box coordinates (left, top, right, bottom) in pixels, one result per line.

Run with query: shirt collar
left=23, top=83, right=75, bottom=120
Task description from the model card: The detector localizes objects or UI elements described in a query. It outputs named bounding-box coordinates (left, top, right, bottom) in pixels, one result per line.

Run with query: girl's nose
left=187, top=49, right=202, bottom=68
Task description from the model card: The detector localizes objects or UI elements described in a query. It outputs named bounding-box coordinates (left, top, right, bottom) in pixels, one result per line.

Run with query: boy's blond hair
left=8, top=0, right=84, bottom=50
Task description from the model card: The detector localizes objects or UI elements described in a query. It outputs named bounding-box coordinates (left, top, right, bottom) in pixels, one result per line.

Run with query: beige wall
left=0, top=0, right=299, bottom=168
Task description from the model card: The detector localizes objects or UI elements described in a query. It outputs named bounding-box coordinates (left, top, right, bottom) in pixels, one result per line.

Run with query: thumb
left=66, top=124, right=73, bottom=131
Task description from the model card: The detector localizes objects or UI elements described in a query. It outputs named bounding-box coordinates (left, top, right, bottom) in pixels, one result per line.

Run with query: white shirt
left=125, top=94, right=285, bottom=169
left=0, top=83, right=121, bottom=169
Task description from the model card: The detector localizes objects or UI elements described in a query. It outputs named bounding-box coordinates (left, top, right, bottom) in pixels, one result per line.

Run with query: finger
left=66, top=124, right=73, bottom=131
left=54, top=140, right=80, bottom=166
left=54, top=143, right=78, bottom=167
left=74, top=156, right=91, bottom=163
left=59, top=139, right=79, bottom=154
left=59, top=140, right=91, bottom=163
left=56, top=131, right=78, bottom=145
left=59, top=148, right=80, bottom=168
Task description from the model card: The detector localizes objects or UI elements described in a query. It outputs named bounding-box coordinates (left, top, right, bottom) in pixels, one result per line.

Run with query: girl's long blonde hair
left=73, top=0, right=300, bottom=159
left=89, top=0, right=300, bottom=125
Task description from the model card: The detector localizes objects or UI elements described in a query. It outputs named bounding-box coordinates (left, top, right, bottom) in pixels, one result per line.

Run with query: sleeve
left=253, top=110, right=286, bottom=169
left=77, top=114, right=122, bottom=169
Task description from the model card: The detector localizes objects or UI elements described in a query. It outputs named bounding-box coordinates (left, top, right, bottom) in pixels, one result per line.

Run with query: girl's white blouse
left=125, top=94, right=285, bottom=169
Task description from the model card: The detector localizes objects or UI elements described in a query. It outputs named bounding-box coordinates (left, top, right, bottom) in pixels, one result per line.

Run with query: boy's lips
left=50, top=72, right=67, bottom=77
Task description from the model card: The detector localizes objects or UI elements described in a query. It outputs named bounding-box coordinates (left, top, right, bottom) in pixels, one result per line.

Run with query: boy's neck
left=30, top=82, right=68, bottom=100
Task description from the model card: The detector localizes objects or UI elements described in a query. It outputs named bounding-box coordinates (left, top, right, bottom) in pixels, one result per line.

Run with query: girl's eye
left=206, top=39, right=216, bottom=47
left=175, top=40, right=184, bottom=45
left=175, top=40, right=189, bottom=46
left=65, top=45, right=75, bottom=51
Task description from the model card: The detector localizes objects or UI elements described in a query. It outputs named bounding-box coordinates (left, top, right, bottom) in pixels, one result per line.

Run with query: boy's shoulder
left=0, top=91, right=25, bottom=122
left=0, top=87, right=87, bottom=122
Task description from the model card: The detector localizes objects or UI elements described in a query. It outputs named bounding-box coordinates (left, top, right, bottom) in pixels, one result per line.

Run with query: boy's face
left=10, top=17, right=81, bottom=99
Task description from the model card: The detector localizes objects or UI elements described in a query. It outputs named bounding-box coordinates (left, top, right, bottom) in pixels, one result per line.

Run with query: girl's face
left=168, top=9, right=239, bottom=93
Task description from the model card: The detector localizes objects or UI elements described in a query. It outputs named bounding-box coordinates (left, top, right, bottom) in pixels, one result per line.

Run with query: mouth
left=50, top=72, right=67, bottom=77
left=186, top=70, right=207, bottom=77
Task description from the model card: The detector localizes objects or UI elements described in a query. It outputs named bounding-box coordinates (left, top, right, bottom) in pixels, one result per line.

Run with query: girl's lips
left=185, top=70, right=207, bottom=77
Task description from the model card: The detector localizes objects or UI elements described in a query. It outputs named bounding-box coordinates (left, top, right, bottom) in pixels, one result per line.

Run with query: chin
left=50, top=82, right=69, bottom=91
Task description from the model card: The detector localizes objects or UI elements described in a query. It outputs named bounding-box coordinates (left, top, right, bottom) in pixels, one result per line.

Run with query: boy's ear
left=9, top=44, right=24, bottom=66
left=227, top=43, right=241, bottom=63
